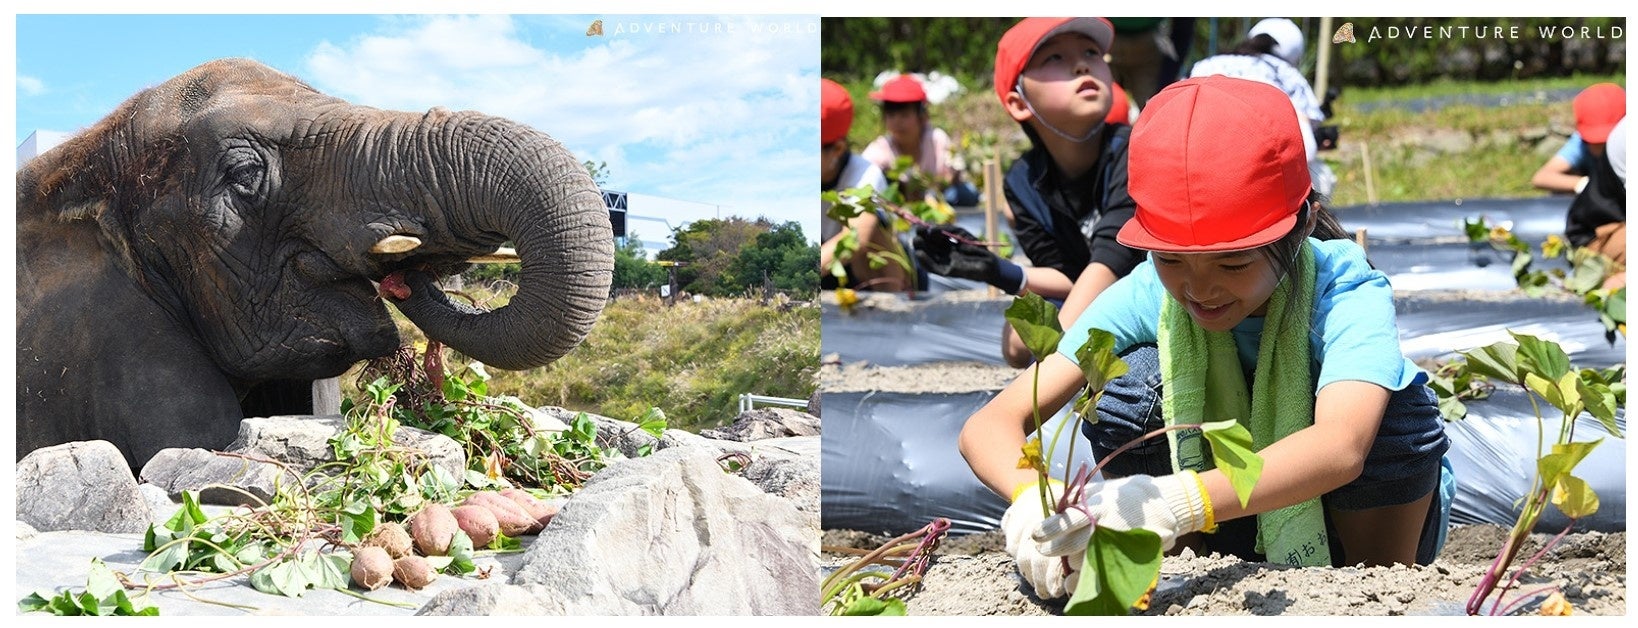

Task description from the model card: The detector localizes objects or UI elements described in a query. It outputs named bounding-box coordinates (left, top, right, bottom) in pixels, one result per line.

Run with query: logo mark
left=1332, top=22, right=1357, bottom=44
left=587, top=19, right=604, bottom=37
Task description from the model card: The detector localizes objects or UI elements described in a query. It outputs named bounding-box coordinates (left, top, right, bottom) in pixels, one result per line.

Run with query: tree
left=612, top=231, right=666, bottom=291
left=724, top=221, right=819, bottom=297
left=582, top=159, right=612, bottom=187
left=656, top=217, right=774, bottom=295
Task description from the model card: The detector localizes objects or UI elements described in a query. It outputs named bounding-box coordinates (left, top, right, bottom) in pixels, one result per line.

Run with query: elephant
left=17, top=58, right=615, bottom=468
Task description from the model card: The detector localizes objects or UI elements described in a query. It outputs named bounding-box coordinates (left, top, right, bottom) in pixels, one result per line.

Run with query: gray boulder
left=140, top=448, right=297, bottom=507
left=417, top=583, right=557, bottom=615
left=17, top=521, right=38, bottom=540
left=15, top=441, right=153, bottom=533
left=699, top=408, right=820, bottom=442
left=719, top=436, right=820, bottom=518
left=227, top=415, right=464, bottom=479
left=506, top=447, right=818, bottom=615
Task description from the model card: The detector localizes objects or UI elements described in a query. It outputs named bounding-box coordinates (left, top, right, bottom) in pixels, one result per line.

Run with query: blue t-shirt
left=1060, top=238, right=1424, bottom=393
left=1555, top=132, right=1592, bottom=173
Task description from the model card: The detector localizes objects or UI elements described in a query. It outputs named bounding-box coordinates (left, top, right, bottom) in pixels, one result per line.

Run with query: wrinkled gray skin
left=16, top=59, right=613, bottom=468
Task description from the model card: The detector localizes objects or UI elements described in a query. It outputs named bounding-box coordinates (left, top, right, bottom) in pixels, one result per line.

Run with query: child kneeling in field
left=957, top=76, right=1454, bottom=600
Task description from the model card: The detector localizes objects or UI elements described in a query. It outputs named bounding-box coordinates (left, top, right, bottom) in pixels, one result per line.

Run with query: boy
left=916, top=18, right=1145, bottom=367
left=819, top=78, right=911, bottom=292
left=1532, top=83, right=1626, bottom=195
left=862, top=74, right=978, bottom=206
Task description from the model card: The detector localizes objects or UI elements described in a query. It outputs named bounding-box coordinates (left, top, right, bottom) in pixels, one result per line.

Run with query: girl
left=957, top=76, right=1452, bottom=600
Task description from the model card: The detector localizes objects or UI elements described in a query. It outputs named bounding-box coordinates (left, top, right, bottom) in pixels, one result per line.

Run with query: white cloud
left=18, top=74, right=47, bottom=96
left=299, top=14, right=820, bottom=241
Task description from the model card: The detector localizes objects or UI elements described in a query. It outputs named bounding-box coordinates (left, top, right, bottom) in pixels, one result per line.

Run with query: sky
left=13, top=13, right=822, bottom=244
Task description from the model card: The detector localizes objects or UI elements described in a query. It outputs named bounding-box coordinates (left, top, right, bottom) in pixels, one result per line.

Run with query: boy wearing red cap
left=819, top=78, right=909, bottom=292
left=860, top=74, right=976, bottom=206
left=1532, top=82, right=1626, bottom=195
left=1559, top=83, right=1626, bottom=283
left=916, top=17, right=1146, bottom=368
left=959, top=77, right=1451, bottom=600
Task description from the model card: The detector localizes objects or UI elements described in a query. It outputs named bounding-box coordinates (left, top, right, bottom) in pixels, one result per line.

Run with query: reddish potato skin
left=451, top=504, right=501, bottom=548
left=362, top=522, right=413, bottom=559
left=463, top=491, right=537, bottom=537
left=351, top=546, right=394, bottom=591
left=392, top=555, right=438, bottom=590
left=407, top=503, right=458, bottom=556
left=499, top=488, right=559, bottom=532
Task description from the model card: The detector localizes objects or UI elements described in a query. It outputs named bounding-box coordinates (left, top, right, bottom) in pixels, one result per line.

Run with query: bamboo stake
left=984, top=153, right=1003, bottom=299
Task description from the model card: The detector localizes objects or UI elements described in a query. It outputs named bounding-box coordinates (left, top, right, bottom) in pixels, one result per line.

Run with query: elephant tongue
left=379, top=271, right=412, bottom=301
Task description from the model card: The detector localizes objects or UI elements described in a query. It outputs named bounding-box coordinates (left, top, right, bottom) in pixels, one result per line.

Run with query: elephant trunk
left=390, top=114, right=613, bottom=370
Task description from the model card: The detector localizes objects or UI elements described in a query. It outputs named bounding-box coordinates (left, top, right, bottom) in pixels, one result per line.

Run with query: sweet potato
left=499, top=488, right=560, bottom=532
left=362, top=522, right=413, bottom=559
left=463, top=490, right=537, bottom=538
left=392, top=555, right=438, bottom=590
left=450, top=505, right=500, bottom=548
left=407, top=503, right=458, bottom=556
left=350, top=546, right=393, bottom=591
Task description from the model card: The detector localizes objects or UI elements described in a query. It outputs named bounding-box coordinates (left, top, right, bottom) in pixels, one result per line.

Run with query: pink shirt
left=862, top=124, right=955, bottom=183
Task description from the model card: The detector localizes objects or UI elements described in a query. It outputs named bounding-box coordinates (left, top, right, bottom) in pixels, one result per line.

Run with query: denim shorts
left=1080, top=343, right=1454, bottom=564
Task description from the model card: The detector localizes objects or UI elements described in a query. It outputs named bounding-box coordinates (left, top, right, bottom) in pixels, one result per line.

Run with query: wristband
left=1190, top=471, right=1218, bottom=533
left=995, top=258, right=1026, bottom=294
left=1575, top=176, right=1590, bottom=194
left=1011, top=478, right=1064, bottom=503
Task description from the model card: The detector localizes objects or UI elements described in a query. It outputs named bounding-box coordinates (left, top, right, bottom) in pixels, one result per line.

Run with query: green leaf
left=1538, top=440, right=1601, bottom=490
left=1574, top=376, right=1623, bottom=438
left=1201, top=420, right=1262, bottom=508
left=1523, top=372, right=1565, bottom=414
left=1511, top=249, right=1534, bottom=277
left=139, top=536, right=189, bottom=573
left=1065, top=526, right=1162, bottom=615
left=636, top=407, right=669, bottom=438
left=1552, top=473, right=1600, bottom=519
left=1437, top=393, right=1468, bottom=422
left=1511, top=332, right=1572, bottom=380
left=1074, top=328, right=1130, bottom=392
left=842, top=597, right=907, bottom=616
left=1460, top=342, right=1522, bottom=385
left=443, top=531, right=477, bottom=575
left=1004, top=293, right=1063, bottom=363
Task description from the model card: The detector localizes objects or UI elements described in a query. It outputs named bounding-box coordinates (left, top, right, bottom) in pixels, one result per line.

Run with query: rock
left=564, top=409, right=708, bottom=458
left=15, top=441, right=153, bottom=533
left=17, top=521, right=38, bottom=540
left=139, top=448, right=296, bottom=507
left=227, top=415, right=463, bottom=479
left=808, top=391, right=821, bottom=417
left=510, top=447, right=818, bottom=614
left=138, top=484, right=175, bottom=523
left=699, top=408, right=820, bottom=442
left=418, top=583, right=557, bottom=615
left=714, top=436, right=820, bottom=518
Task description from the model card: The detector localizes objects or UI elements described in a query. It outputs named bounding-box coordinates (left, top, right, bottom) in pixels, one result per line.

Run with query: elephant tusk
left=467, top=247, right=520, bottom=264
left=370, top=235, right=423, bottom=254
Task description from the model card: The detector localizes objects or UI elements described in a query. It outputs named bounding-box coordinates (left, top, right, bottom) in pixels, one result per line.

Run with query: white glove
left=1001, top=481, right=1079, bottom=599
left=1035, top=471, right=1212, bottom=557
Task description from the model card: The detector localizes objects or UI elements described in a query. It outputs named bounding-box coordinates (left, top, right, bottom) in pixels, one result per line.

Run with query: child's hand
left=1002, top=480, right=1079, bottom=599
left=1037, top=471, right=1211, bottom=553
left=913, top=225, right=1001, bottom=282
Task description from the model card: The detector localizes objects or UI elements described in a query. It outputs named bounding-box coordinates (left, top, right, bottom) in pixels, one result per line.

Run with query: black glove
left=914, top=225, right=1024, bottom=293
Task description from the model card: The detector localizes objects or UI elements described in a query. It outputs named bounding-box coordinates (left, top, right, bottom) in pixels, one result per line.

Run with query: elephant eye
left=223, top=154, right=266, bottom=197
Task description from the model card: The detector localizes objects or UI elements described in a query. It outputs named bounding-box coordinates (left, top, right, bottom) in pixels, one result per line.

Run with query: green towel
left=1158, top=242, right=1329, bottom=567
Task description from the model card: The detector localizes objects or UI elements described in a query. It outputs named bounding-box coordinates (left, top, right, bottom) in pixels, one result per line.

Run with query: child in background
left=958, top=77, right=1452, bottom=599
left=861, top=74, right=979, bottom=207
left=915, top=17, right=1145, bottom=368
left=1532, top=83, right=1626, bottom=196
left=820, top=78, right=912, bottom=292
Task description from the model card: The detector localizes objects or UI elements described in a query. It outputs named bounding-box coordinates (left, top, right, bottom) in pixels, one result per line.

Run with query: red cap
left=1573, top=82, right=1626, bottom=144
left=821, top=78, right=854, bottom=145
left=993, top=17, right=1114, bottom=105
left=1105, top=82, right=1130, bottom=125
left=1118, top=76, right=1312, bottom=253
left=870, top=74, right=928, bottom=103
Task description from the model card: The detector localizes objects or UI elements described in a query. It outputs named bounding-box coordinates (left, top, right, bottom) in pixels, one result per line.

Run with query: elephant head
left=16, top=58, right=613, bottom=465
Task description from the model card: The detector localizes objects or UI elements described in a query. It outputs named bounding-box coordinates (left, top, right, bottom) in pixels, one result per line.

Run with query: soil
left=822, top=525, right=1626, bottom=616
